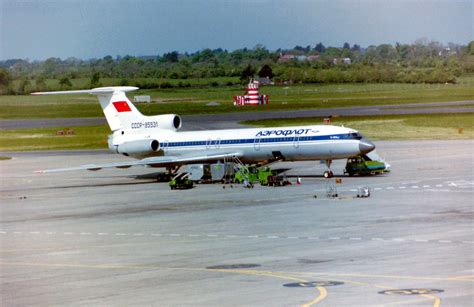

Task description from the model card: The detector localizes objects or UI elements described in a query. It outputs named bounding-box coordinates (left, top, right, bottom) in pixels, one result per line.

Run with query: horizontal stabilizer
left=31, top=86, right=139, bottom=96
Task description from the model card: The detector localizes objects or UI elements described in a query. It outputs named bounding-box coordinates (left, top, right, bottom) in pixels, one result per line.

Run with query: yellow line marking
left=267, top=271, right=445, bottom=307
left=372, top=284, right=441, bottom=307
left=279, top=271, right=474, bottom=282
left=378, top=297, right=438, bottom=306
left=448, top=275, right=474, bottom=281
left=210, top=269, right=328, bottom=306
left=423, top=294, right=441, bottom=307
left=302, top=286, right=327, bottom=307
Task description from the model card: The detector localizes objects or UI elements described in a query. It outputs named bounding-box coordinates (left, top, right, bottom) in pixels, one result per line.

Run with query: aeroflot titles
left=255, top=128, right=312, bottom=137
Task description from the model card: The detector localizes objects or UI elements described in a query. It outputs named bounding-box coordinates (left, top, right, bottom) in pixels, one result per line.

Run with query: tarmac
left=0, top=140, right=473, bottom=306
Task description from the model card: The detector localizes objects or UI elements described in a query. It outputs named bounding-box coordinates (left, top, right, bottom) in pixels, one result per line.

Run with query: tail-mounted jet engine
left=115, top=139, right=159, bottom=156
left=152, top=114, right=182, bottom=131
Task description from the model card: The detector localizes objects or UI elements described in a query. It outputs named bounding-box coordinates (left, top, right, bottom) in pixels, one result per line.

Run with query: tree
left=59, top=75, right=72, bottom=89
left=90, top=72, right=102, bottom=88
left=197, top=49, right=215, bottom=62
left=240, top=64, right=255, bottom=81
left=376, top=44, right=397, bottom=62
left=35, top=75, right=47, bottom=91
left=16, top=76, right=31, bottom=94
left=314, top=42, right=326, bottom=53
left=468, top=41, right=474, bottom=55
left=0, top=68, right=11, bottom=87
left=163, top=51, right=179, bottom=63
left=258, top=64, right=273, bottom=79
left=343, top=42, right=350, bottom=50
left=0, top=68, right=12, bottom=94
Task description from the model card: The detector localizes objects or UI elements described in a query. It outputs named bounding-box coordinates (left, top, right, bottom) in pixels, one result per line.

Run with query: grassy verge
left=0, top=125, right=110, bottom=151
left=1, top=80, right=474, bottom=119
left=242, top=113, right=474, bottom=140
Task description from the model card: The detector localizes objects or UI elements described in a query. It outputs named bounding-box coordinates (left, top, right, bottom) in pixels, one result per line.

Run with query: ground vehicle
left=344, top=155, right=387, bottom=176
left=233, top=165, right=275, bottom=185
left=267, top=175, right=291, bottom=187
left=169, top=174, right=193, bottom=190
left=357, top=187, right=370, bottom=197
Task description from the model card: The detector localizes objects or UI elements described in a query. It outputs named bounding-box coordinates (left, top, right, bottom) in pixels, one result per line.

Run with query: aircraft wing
left=36, top=152, right=243, bottom=173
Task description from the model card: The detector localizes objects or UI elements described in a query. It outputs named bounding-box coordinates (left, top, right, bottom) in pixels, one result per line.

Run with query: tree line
left=1, top=40, right=473, bottom=94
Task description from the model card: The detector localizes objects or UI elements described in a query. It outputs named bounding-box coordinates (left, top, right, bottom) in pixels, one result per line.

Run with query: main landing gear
left=323, top=159, right=334, bottom=178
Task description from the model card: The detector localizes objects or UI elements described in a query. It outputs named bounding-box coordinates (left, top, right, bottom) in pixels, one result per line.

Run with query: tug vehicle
left=169, top=173, right=193, bottom=190
left=344, top=155, right=388, bottom=176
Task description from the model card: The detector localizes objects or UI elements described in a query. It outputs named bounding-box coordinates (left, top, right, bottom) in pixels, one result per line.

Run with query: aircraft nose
left=359, top=138, right=375, bottom=154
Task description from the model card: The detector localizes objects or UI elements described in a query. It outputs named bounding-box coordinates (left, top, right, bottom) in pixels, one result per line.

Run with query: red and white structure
left=233, top=80, right=269, bottom=106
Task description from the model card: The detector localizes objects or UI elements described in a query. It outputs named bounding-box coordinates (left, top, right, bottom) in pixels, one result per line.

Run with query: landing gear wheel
left=324, top=171, right=334, bottom=178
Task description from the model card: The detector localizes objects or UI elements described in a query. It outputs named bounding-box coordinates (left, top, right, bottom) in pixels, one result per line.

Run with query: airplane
left=32, top=86, right=375, bottom=178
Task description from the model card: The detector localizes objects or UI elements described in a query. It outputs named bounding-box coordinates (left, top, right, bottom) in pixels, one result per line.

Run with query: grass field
left=0, top=125, right=110, bottom=151
left=242, top=113, right=474, bottom=140
left=1, top=76, right=474, bottom=119
left=0, top=113, right=472, bottom=152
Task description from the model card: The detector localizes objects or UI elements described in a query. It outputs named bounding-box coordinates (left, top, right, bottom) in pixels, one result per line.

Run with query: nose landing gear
left=323, top=160, right=334, bottom=178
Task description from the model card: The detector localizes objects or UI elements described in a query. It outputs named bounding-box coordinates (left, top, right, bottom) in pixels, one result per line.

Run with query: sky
left=1, top=0, right=472, bottom=60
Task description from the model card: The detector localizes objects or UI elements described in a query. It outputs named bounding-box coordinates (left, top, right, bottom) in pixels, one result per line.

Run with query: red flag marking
left=113, top=101, right=132, bottom=112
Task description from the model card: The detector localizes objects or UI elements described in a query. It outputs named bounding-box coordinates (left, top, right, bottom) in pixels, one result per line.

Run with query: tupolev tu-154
left=33, top=86, right=375, bottom=178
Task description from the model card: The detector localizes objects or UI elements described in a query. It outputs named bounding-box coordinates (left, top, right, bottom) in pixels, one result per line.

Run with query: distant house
left=256, top=77, right=273, bottom=85
left=280, top=54, right=320, bottom=63
left=333, top=58, right=352, bottom=65
left=278, top=54, right=296, bottom=62
left=296, top=55, right=307, bottom=62
left=438, top=47, right=457, bottom=57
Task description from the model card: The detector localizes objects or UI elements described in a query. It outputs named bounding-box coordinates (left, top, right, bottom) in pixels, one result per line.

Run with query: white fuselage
left=113, top=124, right=368, bottom=163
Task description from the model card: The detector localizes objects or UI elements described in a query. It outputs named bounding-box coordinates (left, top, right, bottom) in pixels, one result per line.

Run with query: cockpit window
left=351, top=132, right=362, bottom=140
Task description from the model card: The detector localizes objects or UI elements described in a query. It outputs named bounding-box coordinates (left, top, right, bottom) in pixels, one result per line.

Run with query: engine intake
left=116, top=139, right=159, bottom=156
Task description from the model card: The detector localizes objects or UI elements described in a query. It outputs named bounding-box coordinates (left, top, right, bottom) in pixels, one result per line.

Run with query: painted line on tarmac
left=0, top=230, right=470, bottom=245
left=365, top=179, right=474, bottom=192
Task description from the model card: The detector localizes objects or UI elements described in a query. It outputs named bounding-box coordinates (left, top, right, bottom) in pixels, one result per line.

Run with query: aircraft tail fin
left=32, top=86, right=142, bottom=132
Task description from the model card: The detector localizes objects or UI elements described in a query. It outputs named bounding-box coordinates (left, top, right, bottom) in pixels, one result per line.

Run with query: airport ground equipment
left=267, top=175, right=291, bottom=187
left=169, top=173, right=193, bottom=190
left=325, top=179, right=339, bottom=198
left=233, top=165, right=276, bottom=186
left=187, top=162, right=235, bottom=183
left=357, top=187, right=371, bottom=198
left=344, top=155, right=387, bottom=176
left=156, top=172, right=173, bottom=182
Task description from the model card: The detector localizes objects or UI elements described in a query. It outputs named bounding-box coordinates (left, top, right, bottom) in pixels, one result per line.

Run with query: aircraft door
left=293, top=136, right=300, bottom=149
left=254, top=137, right=261, bottom=151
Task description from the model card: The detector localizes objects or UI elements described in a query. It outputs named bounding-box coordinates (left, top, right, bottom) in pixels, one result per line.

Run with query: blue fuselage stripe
left=165, top=133, right=359, bottom=148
